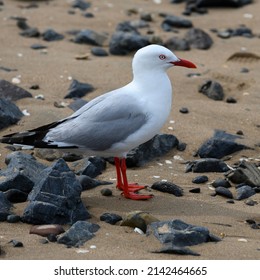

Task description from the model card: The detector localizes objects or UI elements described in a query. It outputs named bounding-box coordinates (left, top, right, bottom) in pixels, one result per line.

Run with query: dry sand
left=0, top=0, right=260, bottom=260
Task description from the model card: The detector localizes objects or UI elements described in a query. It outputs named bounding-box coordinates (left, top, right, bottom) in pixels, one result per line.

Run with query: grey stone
left=186, top=158, right=230, bottom=173
left=184, top=28, right=213, bottom=50
left=57, top=220, right=100, bottom=247
left=0, top=98, right=23, bottom=129
left=236, top=185, right=255, bottom=200
left=151, top=181, right=183, bottom=196
left=65, top=79, right=94, bottom=99
left=198, top=80, right=224, bottom=100
left=74, top=29, right=107, bottom=46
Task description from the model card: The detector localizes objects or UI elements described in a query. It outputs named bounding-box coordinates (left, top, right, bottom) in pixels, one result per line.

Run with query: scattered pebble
left=100, top=213, right=122, bottom=224
left=151, top=181, right=183, bottom=196
left=192, top=175, right=209, bottom=184
left=100, top=188, right=113, bottom=196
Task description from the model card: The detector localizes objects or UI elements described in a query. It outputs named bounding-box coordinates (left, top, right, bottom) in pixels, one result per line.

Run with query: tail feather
left=0, top=119, right=78, bottom=149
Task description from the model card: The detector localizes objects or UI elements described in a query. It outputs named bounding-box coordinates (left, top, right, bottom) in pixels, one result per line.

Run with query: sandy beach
left=0, top=0, right=260, bottom=260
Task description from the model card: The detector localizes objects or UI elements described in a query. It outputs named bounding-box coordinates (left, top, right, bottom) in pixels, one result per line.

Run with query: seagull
left=0, top=44, right=196, bottom=200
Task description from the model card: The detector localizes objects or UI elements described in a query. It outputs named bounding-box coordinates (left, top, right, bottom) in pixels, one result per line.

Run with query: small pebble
left=7, top=214, right=20, bottom=223
left=9, top=240, right=23, bottom=247
left=47, top=234, right=58, bottom=242
left=226, top=199, right=235, bottom=204
left=100, top=188, right=112, bottom=196
left=189, top=187, right=201, bottom=193
left=179, top=107, right=189, bottom=114
left=226, top=97, right=237, bottom=103
left=192, top=175, right=208, bottom=184
left=100, top=213, right=122, bottom=225
left=212, top=178, right=231, bottom=188
left=30, top=224, right=65, bottom=237
left=215, top=186, right=233, bottom=199
left=245, top=199, right=257, bottom=206
left=91, top=47, right=108, bottom=56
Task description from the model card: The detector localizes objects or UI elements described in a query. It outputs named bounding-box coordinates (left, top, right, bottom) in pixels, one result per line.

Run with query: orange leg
left=114, top=157, right=153, bottom=200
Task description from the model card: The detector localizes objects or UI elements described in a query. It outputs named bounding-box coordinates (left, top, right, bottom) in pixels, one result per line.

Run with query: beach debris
left=64, top=79, right=94, bottom=99
left=184, top=28, right=213, bottom=50
left=30, top=224, right=65, bottom=237
left=151, top=181, right=183, bottom=196
left=77, top=175, right=112, bottom=191
left=192, top=175, right=209, bottom=184
left=186, top=158, right=230, bottom=173
left=0, top=79, right=32, bottom=101
left=124, top=134, right=179, bottom=167
left=100, top=213, right=122, bottom=225
left=196, top=130, right=248, bottom=159
left=147, top=219, right=221, bottom=256
left=198, top=80, right=224, bottom=101
left=121, top=211, right=159, bottom=233
left=22, top=158, right=90, bottom=225
left=57, top=221, right=100, bottom=247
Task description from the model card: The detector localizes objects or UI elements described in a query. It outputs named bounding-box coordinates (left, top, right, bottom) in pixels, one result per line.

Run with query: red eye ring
left=159, top=54, right=166, bottom=60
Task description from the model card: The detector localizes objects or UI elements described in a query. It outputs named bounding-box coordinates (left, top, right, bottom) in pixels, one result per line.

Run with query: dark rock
left=116, top=21, right=140, bottom=34
left=226, top=97, right=237, bottom=103
left=161, top=15, right=193, bottom=31
left=197, top=130, right=248, bottom=159
left=9, top=240, right=23, bottom=247
left=186, top=158, right=230, bottom=173
left=71, top=0, right=91, bottom=10
left=179, top=107, right=189, bottom=114
left=42, top=29, right=64, bottom=41
left=125, top=134, right=179, bottom=167
left=226, top=161, right=260, bottom=187
left=57, top=220, right=100, bottom=247
left=91, top=47, right=108, bottom=56
left=0, top=191, right=13, bottom=221
left=4, top=189, right=28, bottom=203
left=109, top=31, right=150, bottom=55
left=30, top=224, right=65, bottom=237
left=83, top=12, right=94, bottom=18
left=198, top=80, right=224, bottom=101
left=68, top=98, right=88, bottom=111
left=77, top=175, right=112, bottom=191
left=47, top=234, right=57, bottom=242
left=184, top=28, right=213, bottom=50
left=22, top=158, right=90, bottom=225
left=16, top=17, right=30, bottom=30
left=153, top=244, right=200, bottom=256
left=215, top=186, right=233, bottom=199
left=0, top=152, right=47, bottom=193
left=141, top=12, right=153, bottom=22
left=100, top=188, right=113, bottom=196
left=100, top=213, right=122, bottom=225
left=194, top=0, right=252, bottom=8
left=164, top=37, right=190, bottom=51
left=226, top=199, right=235, bottom=204
left=192, top=175, right=208, bottom=184
left=147, top=219, right=221, bottom=246
left=64, top=79, right=94, bottom=99
left=189, top=187, right=201, bottom=193
left=177, top=142, right=187, bottom=151
left=70, top=157, right=106, bottom=178
left=151, top=181, right=183, bottom=196
left=74, top=29, right=107, bottom=46
left=0, top=98, right=23, bottom=129
left=30, top=43, right=47, bottom=50
left=236, top=185, right=255, bottom=200
left=20, top=27, right=40, bottom=38
left=245, top=199, right=257, bottom=206
left=7, top=214, right=20, bottom=223
left=212, top=178, right=231, bottom=188
left=240, top=67, right=249, bottom=73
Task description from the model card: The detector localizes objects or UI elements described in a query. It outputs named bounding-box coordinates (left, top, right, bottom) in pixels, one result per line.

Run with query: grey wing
left=44, top=93, right=149, bottom=151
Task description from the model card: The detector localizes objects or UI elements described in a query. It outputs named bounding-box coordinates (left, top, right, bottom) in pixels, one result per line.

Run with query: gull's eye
left=159, top=54, right=166, bottom=60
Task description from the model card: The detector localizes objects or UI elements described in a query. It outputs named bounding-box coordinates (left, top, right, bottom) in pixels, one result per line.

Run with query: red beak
left=171, top=58, right=197, bottom=68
